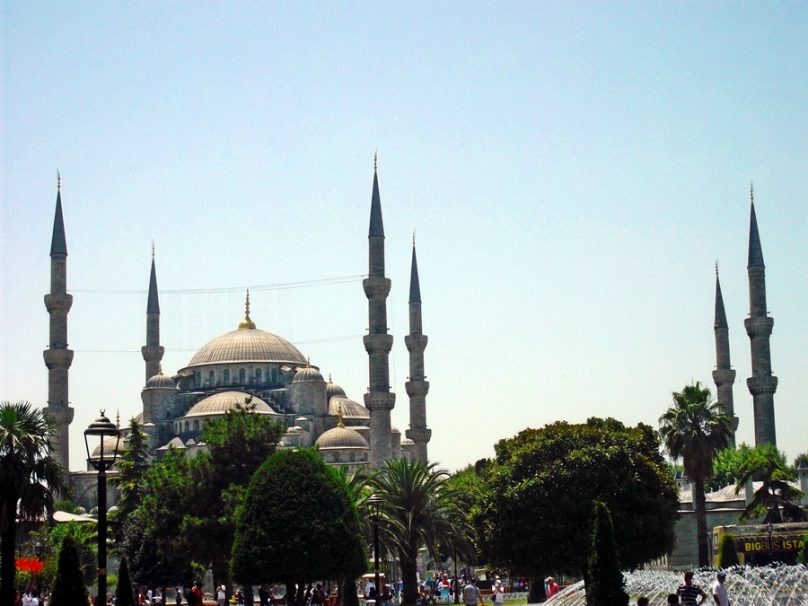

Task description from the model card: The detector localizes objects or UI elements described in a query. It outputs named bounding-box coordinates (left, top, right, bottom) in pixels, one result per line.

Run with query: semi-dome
left=91, top=436, right=124, bottom=459
left=185, top=391, right=278, bottom=417
left=293, top=364, right=324, bottom=383
left=146, top=371, right=176, bottom=389
left=315, top=425, right=369, bottom=450
left=326, top=377, right=346, bottom=400
left=328, top=396, right=370, bottom=420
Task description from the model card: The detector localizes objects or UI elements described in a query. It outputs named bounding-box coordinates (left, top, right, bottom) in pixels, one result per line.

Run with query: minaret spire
left=405, top=238, right=431, bottom=462
left=744, top=186, right=777, bottom=446
left=44, top=176, right=74, bottom=473
left=363, top=156, right=395, bottom=467
left=712, top=264, right=737, bottom=446
left=141, top=246, right=164, bottom=383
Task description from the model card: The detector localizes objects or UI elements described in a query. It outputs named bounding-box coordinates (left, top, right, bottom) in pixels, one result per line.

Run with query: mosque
left=42, top=164, right=432, bottom=506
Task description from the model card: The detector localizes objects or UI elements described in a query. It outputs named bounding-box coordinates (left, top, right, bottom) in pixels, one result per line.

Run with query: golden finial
left=328, top=373, right=332, bottom=383
left=238, top=290, right=256, bottom=329
left=57, top=170, right=61, bottom=192
left=337, top=403, right=345, bottom=428
left=116, top=409, right=120, bottom=429
left=715, top=260, right=719, bottom=277
left=151, top=240, right=155, bottom=260
left=412, top=229, right=416, bottom=247
left=374, top=151, right=378, bottom=172
left=750, top=182, right=754, bottom=205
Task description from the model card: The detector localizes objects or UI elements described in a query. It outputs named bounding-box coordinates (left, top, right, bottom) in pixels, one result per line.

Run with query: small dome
left=401, top=438, right=415, bottom=445
left=326, top=378, right=346, bottom=400
left=156, top=436, right=186, bottom=451
left=391, top=427, right=401, bottom=435
left=146, top=372, right=176, bottom=389
left=185, top=391, right=278, bottom=417
left=91, top=436, right=123, bottom=459
left=292, top=365, right=324, bottom=383
left=328, top=396, right=370, bottom=421
left=315, top=426, right=369, bottom=450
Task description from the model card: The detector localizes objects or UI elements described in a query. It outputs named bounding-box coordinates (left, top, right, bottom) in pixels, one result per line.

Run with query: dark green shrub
left=50, top=536, right=88, bottom=606
left=586, top=501, right=629, bottom=606
left=116, top=556, right=136, bottom=606
left=716, top=533, right=739, bottom=568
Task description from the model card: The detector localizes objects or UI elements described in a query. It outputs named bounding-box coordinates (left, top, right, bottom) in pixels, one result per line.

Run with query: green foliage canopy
left=477, top=418, right=678, bottom=578
left=231, top=448, right=366, bottom=585
left=735, top=444, right=807, bottom=522
left=50, top=536, right=89, bottom=606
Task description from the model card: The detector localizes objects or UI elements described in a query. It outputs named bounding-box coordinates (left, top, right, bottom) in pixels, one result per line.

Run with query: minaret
left=363, top=155, right=395, bottom=467
left=744, top=185, right=777, bottom=446
left=405, top=235, right=431, bottom=463
left=712, top=263, right=737, bottom=446
left=141, top=245, right=164, bottom=383
left=43, top=173, right=74, bottom=473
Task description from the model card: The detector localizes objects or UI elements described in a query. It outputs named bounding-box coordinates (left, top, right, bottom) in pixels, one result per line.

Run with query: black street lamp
left=366, top=494, right=384, bottom=603
left=34, top=541, right=43, bottom=591
left=766, top=521, right=775, bottom=563
left=84, top=411, right=121, bottom=606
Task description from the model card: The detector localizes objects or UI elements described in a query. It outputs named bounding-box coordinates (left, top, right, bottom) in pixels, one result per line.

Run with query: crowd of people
left=634, top=570, right=731, bottom=606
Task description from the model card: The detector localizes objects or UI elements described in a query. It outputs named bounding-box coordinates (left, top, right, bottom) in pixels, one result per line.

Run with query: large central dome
left=187, top=326, right=306, bottom=367
left=186, top=295, right=307, bottom=367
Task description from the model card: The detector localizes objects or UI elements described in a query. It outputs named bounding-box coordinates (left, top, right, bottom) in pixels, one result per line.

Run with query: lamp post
left=84, top=411, right=121, bottom=606
left=766, top=521, right=774, bottom=563
left=367, top=494, right=383, bottom=603
left=34, top=540, right=43, bottom=592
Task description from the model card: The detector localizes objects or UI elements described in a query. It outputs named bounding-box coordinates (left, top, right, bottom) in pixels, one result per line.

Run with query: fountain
left=545, top=565, right=808, bottom=606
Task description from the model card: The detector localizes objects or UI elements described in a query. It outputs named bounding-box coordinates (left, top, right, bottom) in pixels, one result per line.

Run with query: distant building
left=43, top=163, right=432, bottom=509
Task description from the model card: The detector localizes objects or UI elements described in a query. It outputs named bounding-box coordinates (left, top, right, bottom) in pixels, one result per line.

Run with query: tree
left=231, top=448, right=365, bottom=605
left=735, top=444, right=807, bottom=522
left=50, top=536, right=89, bottom=606
left=794, top=452, right=808, bottom=470
left=0, top=401, right=71, bottom=606
left=112, top=418, right=151, bottom=545
left=476, top=418, right=677, bottom=587
left=585, top=501, right=628, bottom=606
left=716, top=533, right=739, bottom=568
left=659, top=382, right=733, bottom=567
left=368, top=458, right=475, bottom=606
left=116, top=556, right=136, bottom=606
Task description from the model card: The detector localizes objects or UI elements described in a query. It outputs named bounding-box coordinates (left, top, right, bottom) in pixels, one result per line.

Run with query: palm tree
left=0, top=401, right=71, bottom=606
left=736, top=444, right=807, bottom=523
left=659, top=382, right=732, bottom=567
left=367, top=458, right=474, bottom=606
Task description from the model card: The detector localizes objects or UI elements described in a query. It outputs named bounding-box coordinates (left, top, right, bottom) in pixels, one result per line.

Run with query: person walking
left=462, top=579, right=480, bottom=606
left=677, top=571, right=707, bottom=606
left=711, top=571, right=730, bottom=606
left=490, top=580, right=504, bottom=606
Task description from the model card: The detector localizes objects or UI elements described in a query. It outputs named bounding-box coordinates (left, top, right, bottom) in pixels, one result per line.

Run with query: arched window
left=193, top=420, right=200, bottom=432
left=255, top=368, right=262, bottom=384
left=223, top=368, right=230, bottom=384
left=208, top=370, right=215, bottom=386
left=195, top=372, right=200, bottom=387
left=239, top=368, right=246, bottom=384
left=271, top=367, right=277, bottom=383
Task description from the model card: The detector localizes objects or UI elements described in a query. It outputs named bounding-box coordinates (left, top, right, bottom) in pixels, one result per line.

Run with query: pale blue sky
left=2, top=2, right=806, bottom=472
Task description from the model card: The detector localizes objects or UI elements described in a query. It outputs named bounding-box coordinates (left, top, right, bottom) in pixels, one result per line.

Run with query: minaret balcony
left=141, top=344, right=165, bottom=360
left=44, top=292, right=73, bottom=313
left=364, top=391, right=395, bottom=412
left=363, top=333, right=393, bottom=354
left=711, top=368, right=736, bottom=385
left=747, top=375, right=778, bottom=395
left=404, top=334, right=428, bottom=352
left=44, top=404, right=74, bottom=422
left=405, top=380, right=430, bottom=398
left=405, top=427, right=432, bottom=443
left=744, top=316, right=774, bottom=337
left=43, top=348, right=74, bottom=369
left=363, top=276, right=391, bottom=299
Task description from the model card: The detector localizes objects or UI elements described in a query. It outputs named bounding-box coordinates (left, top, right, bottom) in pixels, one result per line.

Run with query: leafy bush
left=716, top=533, right=739, bottom=568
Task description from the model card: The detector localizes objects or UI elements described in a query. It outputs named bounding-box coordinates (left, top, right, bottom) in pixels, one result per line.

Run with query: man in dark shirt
left=677, top=571, right=707, bottom=606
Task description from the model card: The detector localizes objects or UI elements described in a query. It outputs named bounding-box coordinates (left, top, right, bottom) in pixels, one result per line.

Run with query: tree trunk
left=400, top=549, right=419, bottom=606
left=286, top=582, right=296, bottom=606
left=340, top=578, right=359, bottom=606
left=693, top=476, right=709, bottom=567
left=1, top=492, right=19, bottom=606
left=527, top=578, right=546, bottom=603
